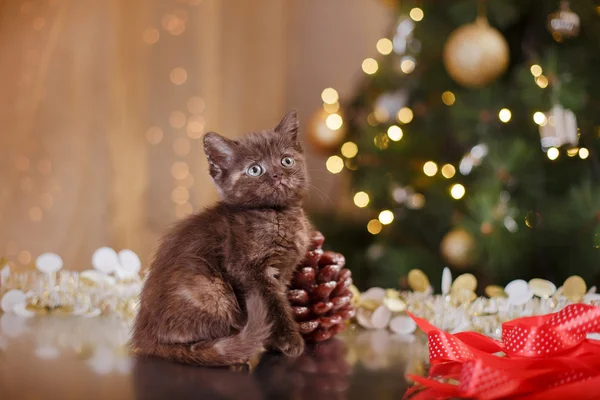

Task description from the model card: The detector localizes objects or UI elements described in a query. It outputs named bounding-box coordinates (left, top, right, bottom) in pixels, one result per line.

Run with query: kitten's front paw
left=270, top=330, right=305, bottom=357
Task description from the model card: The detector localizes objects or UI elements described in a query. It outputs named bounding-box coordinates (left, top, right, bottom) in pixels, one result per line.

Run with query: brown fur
left=131, top=111, right=311, bottom=366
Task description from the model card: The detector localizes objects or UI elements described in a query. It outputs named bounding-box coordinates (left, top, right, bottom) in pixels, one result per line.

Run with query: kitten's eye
left=246, top=164, right=264, bottom=177
left=281, top=156, right=295, bottom=168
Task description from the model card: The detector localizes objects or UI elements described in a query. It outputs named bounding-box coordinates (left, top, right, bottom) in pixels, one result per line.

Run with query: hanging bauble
left=440, top=229, right=476, bottom=269
left=538, top=105, right=578, bottom=151
left=443, top=17, right=509, bottom=88
left=548, top=1, right=580, bottom=40
left=307, top=108, right=347, bottom=154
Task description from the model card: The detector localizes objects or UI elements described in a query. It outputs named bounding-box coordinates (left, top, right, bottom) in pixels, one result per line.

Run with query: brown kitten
left=131, top=111, right=311, bottom=366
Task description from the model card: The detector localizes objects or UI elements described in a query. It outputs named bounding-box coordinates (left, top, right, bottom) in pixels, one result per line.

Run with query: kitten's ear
left=275, top=110, right=299, bottom=141
left=203, top=132, right=235, bottom=177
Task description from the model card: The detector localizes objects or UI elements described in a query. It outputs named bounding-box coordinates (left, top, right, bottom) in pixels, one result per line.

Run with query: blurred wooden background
left=0, top=0, right=389, bottom=269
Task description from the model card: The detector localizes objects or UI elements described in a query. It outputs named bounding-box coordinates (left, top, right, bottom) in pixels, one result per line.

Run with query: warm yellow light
left=170, top=67, right=188, bottom=85
left=374, top=107, right=390, bottom=122
left=353, top=191, right=370, bottom=208
left=450, top=184, right=466, bottom=199
left=400, top=59, right=416, bottom=74
left=409, top=7, right=424, bottom=21
left=579, top=147, right=590, bottom=159
left=536, top=75, right=549, bottom=88
left=409, top=193, right=426, bottom=209
left=325, top=113, right=343, bottom=130
left=498, top=108, right=512, bottom=123
left=397, top=107, right=414, bottom=124
left=378, top=210, right=394, bottom=225
left=367, top=219, right=383, bottom=235
left=341, top=142, right=359, bottom=158
left=441, top=91, right=455, bottom=106
left=376, top=38, right=393, bottom=55
left=567, top=148, right=578, bottom=157
left=362, top=58, right=379, bottom=75
left=367, top=113, right=379, bottom=126
left=323, top=102, right=340, bottom=113
left=530, top=64, right=542, bottom=77
left=326, top=155, right=344, bottom=174
left=387, top=125, right=403, bottom=141
left=321, top=88, right=339, bottom=104
left=423, top=161, right=438, bottom=177
left=533, top=112, right=547, bottom=126
left=441, top=164, right=456, bottom=179
left=547, top=147, right=559, bottom=160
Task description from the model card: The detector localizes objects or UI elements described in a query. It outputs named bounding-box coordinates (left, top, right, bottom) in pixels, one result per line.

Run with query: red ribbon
left=404, top=304, right=600, bottom=399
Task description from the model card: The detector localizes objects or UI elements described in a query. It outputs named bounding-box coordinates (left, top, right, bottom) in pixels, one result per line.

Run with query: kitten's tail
left=149, top=290, right=272, bottom=366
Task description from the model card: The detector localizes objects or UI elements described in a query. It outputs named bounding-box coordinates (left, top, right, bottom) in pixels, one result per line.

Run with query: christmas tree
left=310, top=0, right=600, bottom=290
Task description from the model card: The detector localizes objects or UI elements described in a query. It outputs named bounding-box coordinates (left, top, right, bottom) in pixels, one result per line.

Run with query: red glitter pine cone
left=288, top=231, right=356, bottom=342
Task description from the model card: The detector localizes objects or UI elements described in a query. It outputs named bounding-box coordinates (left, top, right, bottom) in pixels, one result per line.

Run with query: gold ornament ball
left=307, top=108, right=347, bottom=153
left=440, top=229, right=476, bottom=269
left=443, top=17, right=509, bottom=88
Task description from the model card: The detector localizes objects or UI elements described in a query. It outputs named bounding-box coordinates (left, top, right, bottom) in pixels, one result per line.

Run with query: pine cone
left=288, top=232, right=355, bottom=342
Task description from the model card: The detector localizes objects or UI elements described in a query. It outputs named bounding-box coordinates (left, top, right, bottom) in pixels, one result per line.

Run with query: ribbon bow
left=404, top=304, right=600, bottom=399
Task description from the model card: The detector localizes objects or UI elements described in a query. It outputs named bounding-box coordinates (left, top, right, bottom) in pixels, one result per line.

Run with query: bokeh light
left=397, top=107, right=414, bottom=124
left=450, top=184, right=466, bottom=199
left=498, top=108, right=512, bottom=123
left=362, top=58, right=379, bottom=75
left=441, top=91, right=455, bottom=106
left=376, top=38, right=393, bottom=55
left=321, top=88, right=339, bottom=104
left=579, top=147, right=590, bottom=159
left=530, top=64, right=542, bottom=77
left=325, top=113, right=343, bottom=130
left=387, top=125, right=403, bottom=141
left=353, top=191, right=370, bottom=208
left=547, top=147, right=559, bottom=160
left=423, top=161, right=438, bottom=177
left=533, top=112, right=547, bottom=126
left=326, top=155, right=344, bottom=174
left=441, top=164, right=456, bottom=179
left=341, top=142, right=358, bottom=158
left=409, top=7, right=424, bottom=21
left=378, top=210, right=394, bottom=225
left=367, top=219, right=383, bottom=235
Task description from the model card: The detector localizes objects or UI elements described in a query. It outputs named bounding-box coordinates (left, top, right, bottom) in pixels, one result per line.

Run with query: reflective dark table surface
left=0, top=315, right=428, bottom=399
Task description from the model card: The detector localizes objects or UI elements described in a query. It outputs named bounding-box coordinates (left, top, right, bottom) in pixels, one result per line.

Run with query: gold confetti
left=563, top=275, right=586, bottom=302
left=528, top=278, right=556, bottom=298
left=408, top=269, right=430, bottom=292
left=452, top=273, right=477, bottom=292
left=485, top=285, right=506, bottom=298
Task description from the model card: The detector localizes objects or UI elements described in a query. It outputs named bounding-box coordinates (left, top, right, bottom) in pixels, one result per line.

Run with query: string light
left=423, top=161, right=438, bottom=177
left=170, top=67, right=187, bottom=85
left=567, top=148, right=579, bottom=157
left=374, top=107, right=390, bottom=122
left=533, top=112, right=547, bottom=126
left=441, top=91, right=455, bottom=106
left=171, top=161, right=189, bottom=179
left=367, top=219, right=383, bottom=235
left=341, top=142, right=358, bottom=158
left=367, top=113, right=379, bottom=126
left=450, top=184, right=465, bottom=199
left=171, top=187, right=190, bottom=204
left=441, top=164, right=456, bottom=179
left=353, top=191, right=370, bottom=208
left=378, top=210, right=394, bottom=225
left=187, top=115, right=205, bottom=139
left=376, top=38, right=393, bottom=55
left=409, top=7, right=424, bottom=22
left=400, top=57, right=416, bottom=74
left=498, top=108, right=512, bottom=123
left=408, top=193, right=425, bottom=209
left=169, top=111, right=187, bottom=128
left=187, top=96, right=205, bottom=114
left=362, top=58, right=379, bottom=75
left=387, top=125, right=403, bottom=141
left=142, top=28, right=160, bottom=45
left=323, top=102, right=340, bottom=113
left=579, top=147, right=589, bottom=159
left=547, top=147, right=559, bottom=160
left=374, top=133, right=390, bottom=150
left=530, top=64, right=542, bottom=77
left=321, top=88, right=339, bottom=104
left=325, top=113, right=343, bottom=130
left=536, top=75, right=549, bottom=88
left=326, top=156, right=344, bottom=174
left=397, top=107, right=414, bottom=124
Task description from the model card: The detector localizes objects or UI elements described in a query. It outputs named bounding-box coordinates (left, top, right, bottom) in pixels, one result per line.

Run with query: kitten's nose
left=272, top=173, right=279, bottom=178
